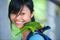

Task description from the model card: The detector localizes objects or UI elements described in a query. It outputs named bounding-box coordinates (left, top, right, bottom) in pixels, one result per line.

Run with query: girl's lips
left=15, top=22, right=24, bottom=29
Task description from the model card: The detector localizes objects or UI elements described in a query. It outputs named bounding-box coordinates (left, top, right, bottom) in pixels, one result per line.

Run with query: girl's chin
left=16, top=25, right=24, bottom=29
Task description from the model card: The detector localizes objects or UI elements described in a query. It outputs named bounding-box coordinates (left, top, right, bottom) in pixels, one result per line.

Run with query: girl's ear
left=31, top=11, right=34, bottom=18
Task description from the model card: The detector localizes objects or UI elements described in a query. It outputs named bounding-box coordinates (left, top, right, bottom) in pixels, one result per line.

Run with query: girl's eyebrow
left=17, top=5, right=24, bottom=16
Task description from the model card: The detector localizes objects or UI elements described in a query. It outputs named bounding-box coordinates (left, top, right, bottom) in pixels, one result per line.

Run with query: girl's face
left=10, top=5, right=34, bottom=29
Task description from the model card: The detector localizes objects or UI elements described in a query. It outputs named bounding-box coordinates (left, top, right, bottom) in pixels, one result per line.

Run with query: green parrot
left=16, top=22, right=42, bottom=36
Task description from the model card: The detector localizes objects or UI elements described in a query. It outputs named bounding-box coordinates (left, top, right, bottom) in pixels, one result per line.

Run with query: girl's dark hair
left=9, top=0, right=35, bottom=22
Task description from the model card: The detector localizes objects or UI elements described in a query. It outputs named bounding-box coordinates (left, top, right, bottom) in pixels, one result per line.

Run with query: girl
left=8, top=0, right=51, bottom=40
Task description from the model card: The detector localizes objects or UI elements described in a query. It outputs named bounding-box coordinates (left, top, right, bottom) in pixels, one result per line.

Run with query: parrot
left=16, top=22, right=51, bottom=36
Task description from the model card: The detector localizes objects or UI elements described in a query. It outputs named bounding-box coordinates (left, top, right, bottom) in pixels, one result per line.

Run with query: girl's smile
left=15, top=21, right=24, bottom=29
left=10, top=5, right=34, bottom=29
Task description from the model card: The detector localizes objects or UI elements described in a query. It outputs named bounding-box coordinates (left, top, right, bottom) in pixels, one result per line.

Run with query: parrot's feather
left=16, top=22, right=42, bottom=35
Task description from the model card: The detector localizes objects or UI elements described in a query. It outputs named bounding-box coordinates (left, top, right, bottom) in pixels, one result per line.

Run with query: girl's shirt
left=27, top=30, right=51, bottom=40
left=29, top=34, right=44, bottom=40
left=11, top=24, right=51, bottom=40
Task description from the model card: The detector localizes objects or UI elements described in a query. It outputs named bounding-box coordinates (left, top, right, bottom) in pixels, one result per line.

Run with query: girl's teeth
left=16, top=22, right=22, bottom=23
left=16, top=22, right=23, bottom=24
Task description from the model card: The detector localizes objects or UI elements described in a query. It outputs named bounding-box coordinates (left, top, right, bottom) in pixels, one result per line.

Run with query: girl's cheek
left=23, top=15, right=31, bottom=21
left=10, top=16, right=16, bottom=23
left=23, top=16, right=27, bottom=20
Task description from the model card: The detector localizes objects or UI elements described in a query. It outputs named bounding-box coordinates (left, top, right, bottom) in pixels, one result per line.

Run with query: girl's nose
left=16, top=15, right=23, bottom=21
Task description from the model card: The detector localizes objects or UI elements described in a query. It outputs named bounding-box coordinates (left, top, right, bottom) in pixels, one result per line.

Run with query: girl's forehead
left=17, top=5, right=30, bottom=14
left=10, top=5, right=30, bottom=15
left=22, top=5, right=30, bottom=11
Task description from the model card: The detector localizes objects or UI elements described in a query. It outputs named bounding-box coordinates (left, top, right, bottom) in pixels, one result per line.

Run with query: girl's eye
left=21, top=13, right=25, bottom=15
left=11, top=12, right=17, bottom=15
left=11, top=13, right=16, bottom=16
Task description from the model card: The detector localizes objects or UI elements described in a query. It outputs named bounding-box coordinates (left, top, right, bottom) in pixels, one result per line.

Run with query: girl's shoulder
left=29, top=33, right=44, bottom=40
left=26, top=30, right=51, bottom=40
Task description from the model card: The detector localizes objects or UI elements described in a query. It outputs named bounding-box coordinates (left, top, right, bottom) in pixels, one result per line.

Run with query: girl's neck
left=22, top=30, right=30, bottom=40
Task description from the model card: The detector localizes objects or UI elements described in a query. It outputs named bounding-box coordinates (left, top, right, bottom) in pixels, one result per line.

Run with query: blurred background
left=0, top=0, right=60, bottom=40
